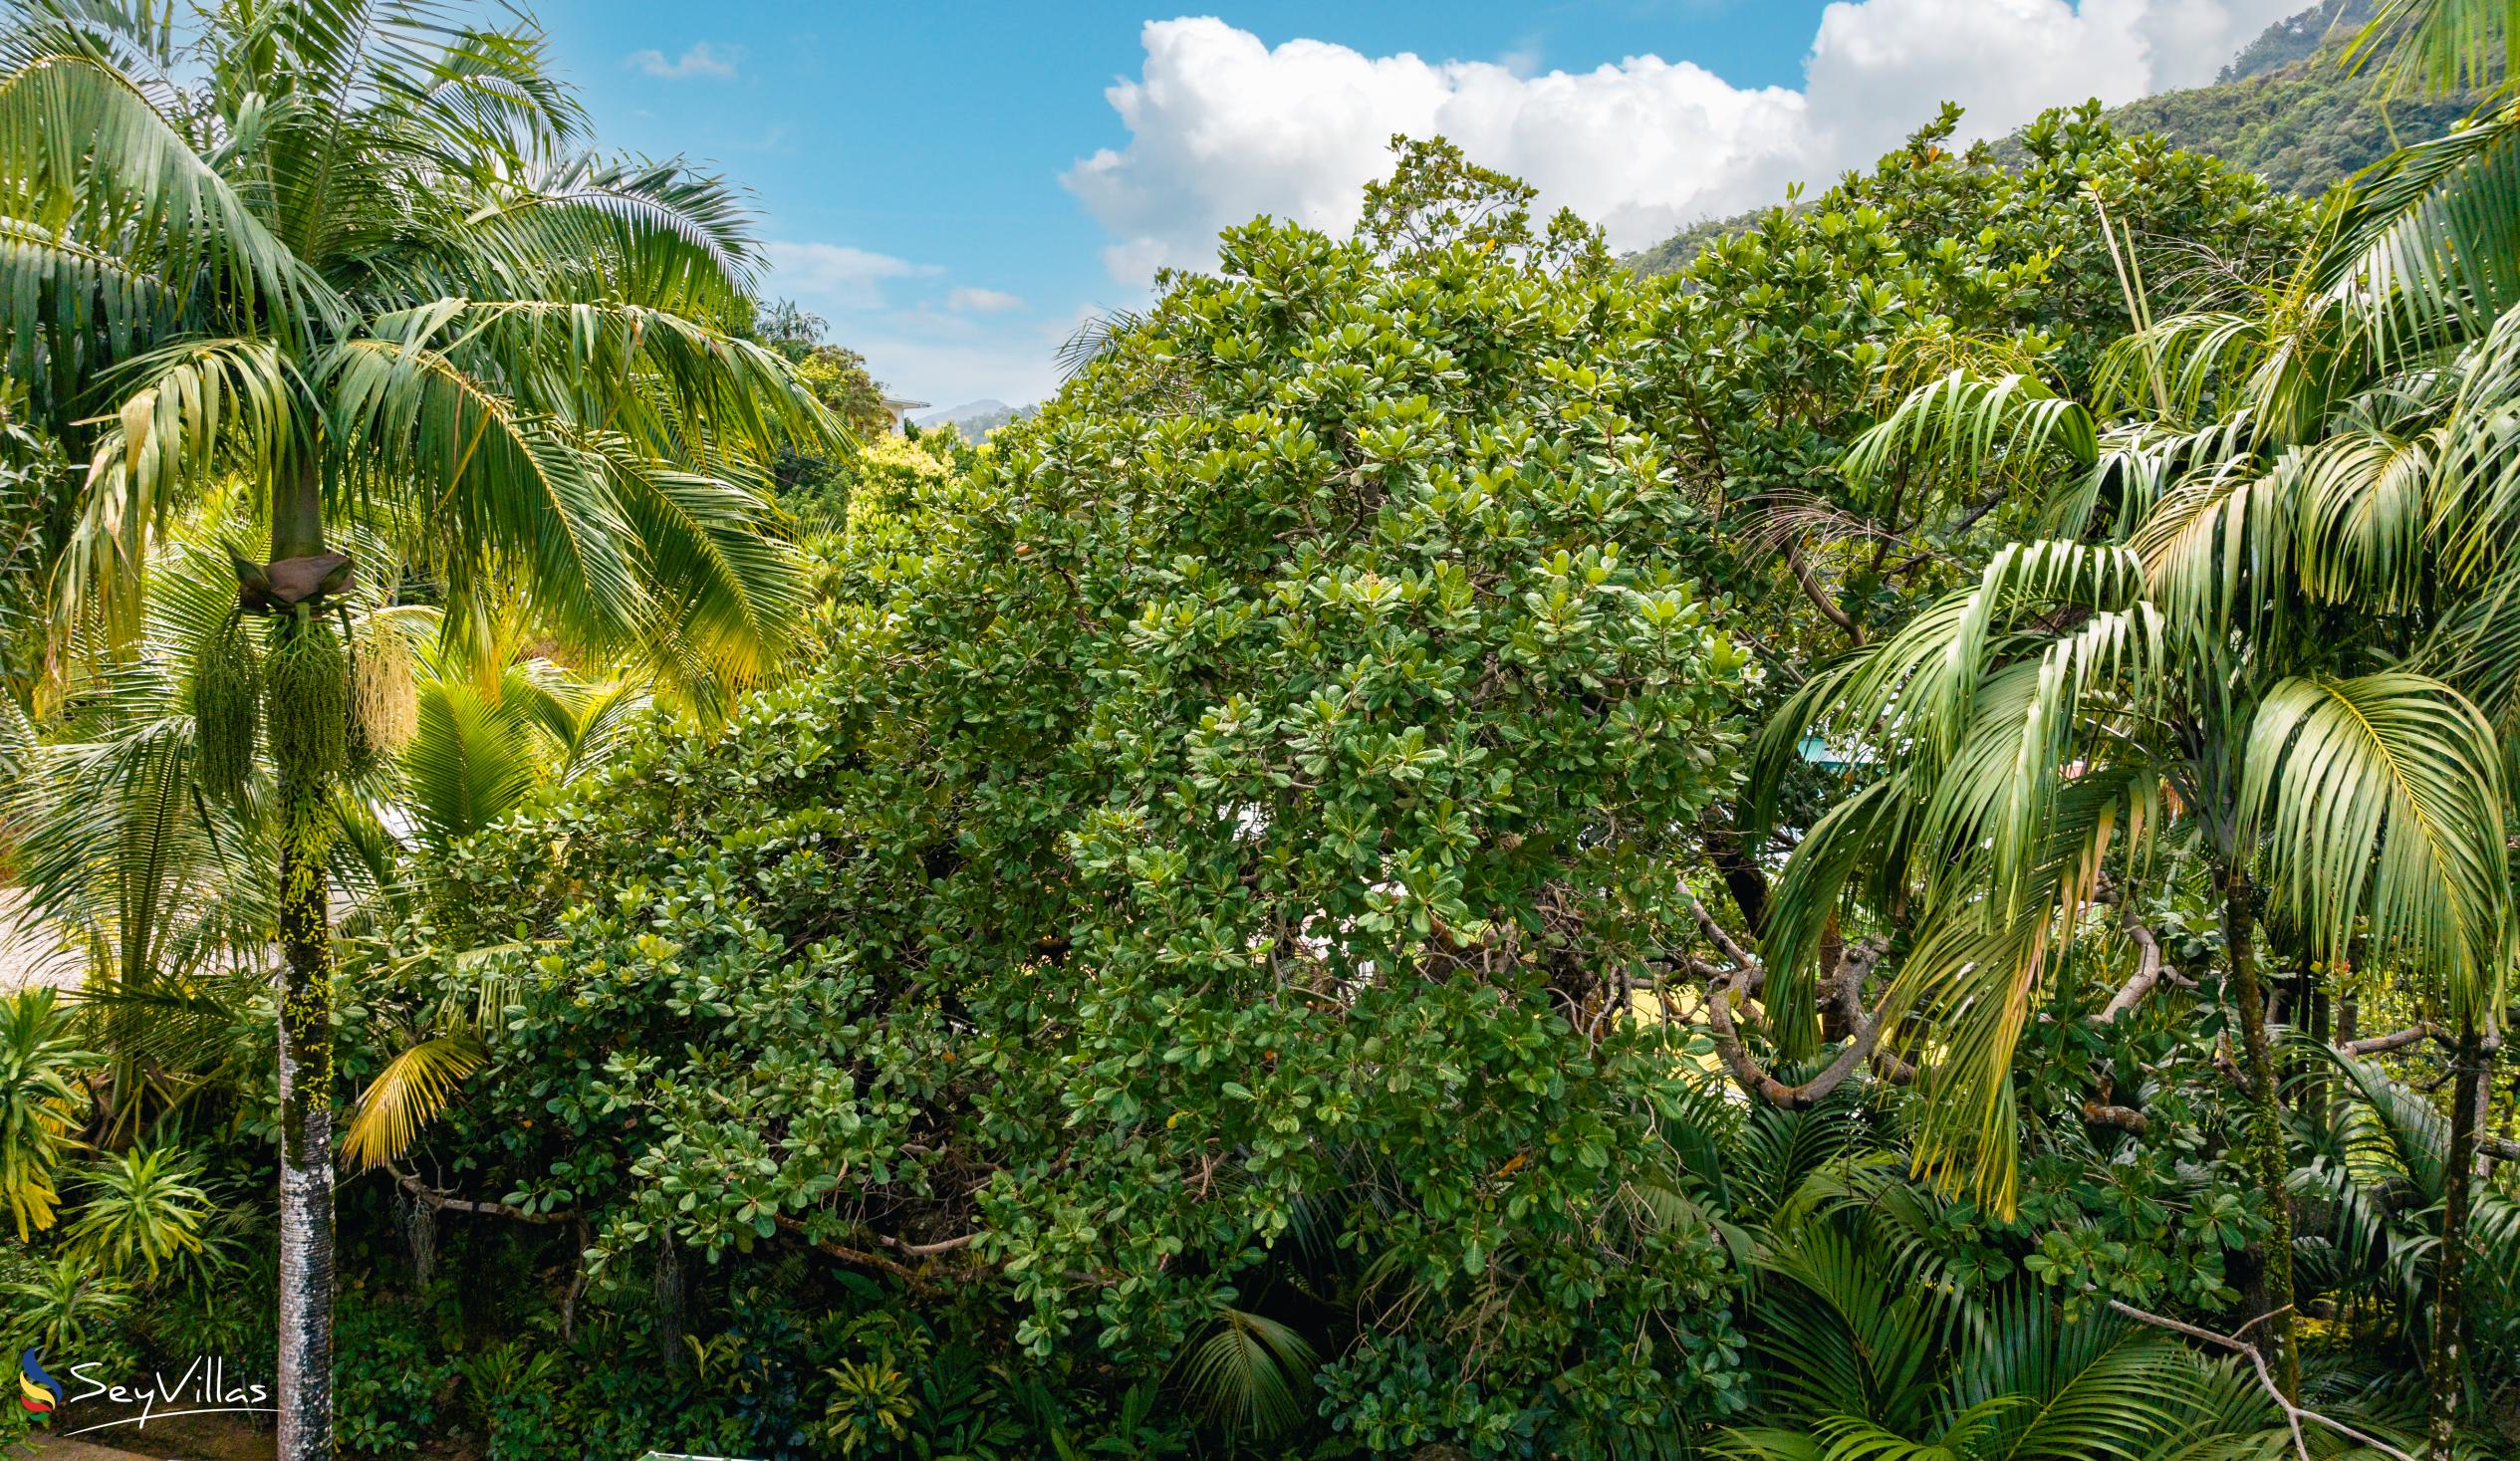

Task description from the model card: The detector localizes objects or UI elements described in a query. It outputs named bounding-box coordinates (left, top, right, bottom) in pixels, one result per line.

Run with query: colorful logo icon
left=18, top=1348, right=61, bottom=1416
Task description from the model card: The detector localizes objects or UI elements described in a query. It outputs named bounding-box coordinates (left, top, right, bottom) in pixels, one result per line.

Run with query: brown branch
left=2098, top=914, right=2192, bottom=1023
left=2105, top=1302, right=2416, bottom=1461
left=2340, top=1023, right=2440, bottom=1058
left=2081, top=1101, right=2150, bottom=1135
left=388, top=1166, right=575, bottom=1225
left=1688, top=896, right=1898, bottom=1109
left=1686, top=895, right=1758, bottom=972
left=774, top=1215, right=937, bottom=1285
left=1782, top=536, right=1865, bottom=645
left=560, top=1217, right=592, bottom=1342
left=876, top=1230, right=979, bottom=1257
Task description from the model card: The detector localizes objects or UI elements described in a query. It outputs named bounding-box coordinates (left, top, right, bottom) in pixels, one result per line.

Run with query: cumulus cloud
left=1064, top=1, right=2300, bottom=284
left=627, top=41, right=740, bottom=81
left=946, top=286, right=1027, bottom=315
left=762, top=242, right=941, bottom=312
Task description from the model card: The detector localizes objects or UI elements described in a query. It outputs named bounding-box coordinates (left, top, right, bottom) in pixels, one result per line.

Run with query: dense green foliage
left=2086, top=2, right=2477, bottom=195
left=4, top=2, right=2518, bottom=1457
left=749, top=299, right=905, bottom=520
left=1628, top=101, right=2305, bottom=739
left=384, top=215, right=1761, bottom=1458
left=1632, top=2, right=2459, bottom=283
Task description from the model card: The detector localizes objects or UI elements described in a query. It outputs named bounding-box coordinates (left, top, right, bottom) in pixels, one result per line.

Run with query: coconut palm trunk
left=2426, top=1017, right=2484, bottom=1460
left=269, top=472, right=338, bottom=1461
left=2220, top=866, right=2298, bottom=1402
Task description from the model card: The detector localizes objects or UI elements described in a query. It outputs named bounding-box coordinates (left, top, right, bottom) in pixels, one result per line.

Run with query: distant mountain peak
left=914, top=398, right=1039, bottom=439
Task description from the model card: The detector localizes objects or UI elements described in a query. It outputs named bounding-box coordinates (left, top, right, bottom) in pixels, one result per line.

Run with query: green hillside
left=2072, top=0, right=2472, bottom=194
left=1627, top=0, right=2473, bottom=278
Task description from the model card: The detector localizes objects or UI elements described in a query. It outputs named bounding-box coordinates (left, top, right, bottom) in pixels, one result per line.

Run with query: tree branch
left=876, top=1230, right=979, bottom=1257
left=2098, top=913, right=2193, bottom=1023
left=2106, top=1302, right=2415, bottom=1461
left=1687, top=894, right=1759, bottom=972
left=1687, top=895, right=1897, bottom=1108
left=1782, top=536, right=1865, bottom=645
left=388, top=1165, right=575, bottom=1225
left=2340, top=1023, right=2440, bottom=1057
left=775, top=1215, right=940, bottom=1285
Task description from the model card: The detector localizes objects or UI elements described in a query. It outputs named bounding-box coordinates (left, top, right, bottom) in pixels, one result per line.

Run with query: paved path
left=23, top=1420, right=272, bottom=1460
left=25, top=1436, right=169, bottom=1460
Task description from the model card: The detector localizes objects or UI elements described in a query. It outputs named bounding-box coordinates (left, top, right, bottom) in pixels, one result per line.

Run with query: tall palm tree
left=0, top=3, right=830, bottom=1453
left=1750, top=97, right=2520, bottom=1450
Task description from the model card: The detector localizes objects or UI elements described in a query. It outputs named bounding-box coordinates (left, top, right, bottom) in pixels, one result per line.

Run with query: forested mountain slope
left=2048, top=0, right=2473, bottom=193
left=1627, top=0, right=2473, bottom=278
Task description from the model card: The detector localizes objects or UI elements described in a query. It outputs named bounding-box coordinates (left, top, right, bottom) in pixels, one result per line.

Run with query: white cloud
left=1065, top=2, right=2300, bottom=284
left=763, top=241, right=941, bottom=312
left=848, top=312, right=1082, bottom=414
left=946, top=286, right=1027, bottom=315
left=626, top=41, right=740, bottom=81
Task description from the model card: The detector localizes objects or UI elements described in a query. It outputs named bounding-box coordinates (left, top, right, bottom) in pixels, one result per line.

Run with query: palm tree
left=2296, top=1046, right=2520, bottom=1362
left=1708, top=1149, right=2416, bottom=1459
left=1746, top=96, right=2520, bottom=1444
left=1732, top=12, right=2520, bottom=1422
left=0, top=4, right=831, bottom=1453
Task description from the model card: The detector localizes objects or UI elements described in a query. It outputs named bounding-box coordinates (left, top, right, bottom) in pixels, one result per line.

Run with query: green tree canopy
left=388, top=211, right=1761, bottom=1457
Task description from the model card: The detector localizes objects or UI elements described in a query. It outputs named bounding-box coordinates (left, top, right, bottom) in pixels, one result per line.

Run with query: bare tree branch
left=1782, top=536, right=1865, bottom=644
left=388, top=1165, right=575, bottom=1225
left=2340, top=1023, right=2441, bottom=1057
left=1686, top=895, right=1898, bottom=1108
left=2106, top=1302, right=2416, bottom=1461
left=1686, top=895, right=1759, bottom=972
left=2098, top=913, right=2193, bottom=1022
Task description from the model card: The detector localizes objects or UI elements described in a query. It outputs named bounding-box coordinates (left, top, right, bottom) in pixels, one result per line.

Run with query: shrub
left=335, top=1290, right=453, bottom=1456
left=387, top=211, right=1758, bottom=1457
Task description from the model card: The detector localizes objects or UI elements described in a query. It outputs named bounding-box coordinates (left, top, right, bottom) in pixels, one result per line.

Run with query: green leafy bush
left=335, top=1290, right=454, bottom=1456
left=384, top=208, right=1758, bottom=1457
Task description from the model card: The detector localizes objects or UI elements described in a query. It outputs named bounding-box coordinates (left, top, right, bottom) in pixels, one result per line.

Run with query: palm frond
left=457, top=153, right=760, bottom=314
left=2240, top=672, right=2508, bottom=1021
left=1956, top=1292, right=2203, bottom=1460
left=400, top=675, right=539, bottom=854
left=321, top=333, right=652, bottom=645
left=0, top=51, right=338, bottom=347
left=342, top=1030, right=484, bottom=1169
left=2346, top=0, right=2520, bottom=99
left=57, top=338, right=297, bottom=652
left=2324, top=104, right=2520, bottom=355
left=1839, top=368, right=2096, bottom=502
left=1173, top=1304, right=1318, bottom=1440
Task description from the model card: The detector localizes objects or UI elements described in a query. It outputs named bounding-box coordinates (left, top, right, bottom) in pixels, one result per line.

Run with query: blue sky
left=528, top=0, right=2303, bottom=408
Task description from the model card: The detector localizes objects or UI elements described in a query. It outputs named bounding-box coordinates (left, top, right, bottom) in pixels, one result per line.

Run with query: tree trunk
left=1704, top=824, right=1769, bottom=937
left=2223, top=867, right=2298, bottom=1401
left=2308, top=981, right=2330, bottom=1112
left=2427, top=1018, right=2485, bottom=1461
left=271, top=471, right=336, bottom=1461
left=275, top=718, right=335, bottom=1459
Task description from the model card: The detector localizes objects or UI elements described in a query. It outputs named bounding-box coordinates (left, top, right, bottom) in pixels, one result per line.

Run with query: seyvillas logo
left=15, top=1353, right=273, bottom=1436
left=17, top=1348, right=61, bottom=1417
